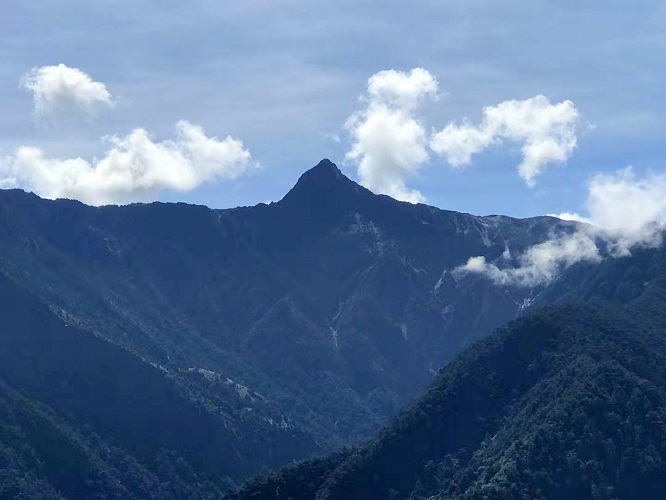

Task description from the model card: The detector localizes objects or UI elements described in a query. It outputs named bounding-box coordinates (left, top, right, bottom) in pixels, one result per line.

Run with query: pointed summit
left=291, top=159, right=346, bottom=188
left=279, top=159, right=369, bottom=207
left=307, top=158, right=342, bottom=178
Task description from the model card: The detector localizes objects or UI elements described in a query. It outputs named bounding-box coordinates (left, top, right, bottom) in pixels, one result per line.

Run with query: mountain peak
left=311, top=158, right=341, bottom=175
left=298, top=158, right=344, bottom=184
left=279, top=159, right=368, bottom=206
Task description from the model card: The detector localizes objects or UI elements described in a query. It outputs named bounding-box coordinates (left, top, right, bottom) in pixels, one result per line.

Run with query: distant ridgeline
left=1, top=158, right=651, bottom=497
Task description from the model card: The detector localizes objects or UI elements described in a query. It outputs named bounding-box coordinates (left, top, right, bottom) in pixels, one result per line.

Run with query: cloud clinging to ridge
left=456, top=168, right=666, bottom=287
left=551, top=168, right=666, bottom=257
left=584, top=168, right=666, bottom=234
left=456, top=230, right=602, bottom=287
left=0, top=121, right=252, bottom=206
left=20, top=64, right=113, bottom=120
left=345, top=68, right=438, bottom=203
left=430, top=95, right=580, bottom=186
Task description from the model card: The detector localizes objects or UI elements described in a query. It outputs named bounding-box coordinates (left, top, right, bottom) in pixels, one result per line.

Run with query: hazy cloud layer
left=20, top=64, right=114, bottom=121
left=345, top=68, right=438, bottom=203
left=456, top=168, right=666, bottom=286
left=0, top=121, right=252, bottom=206
left=431, top=95, right=580, bottom=186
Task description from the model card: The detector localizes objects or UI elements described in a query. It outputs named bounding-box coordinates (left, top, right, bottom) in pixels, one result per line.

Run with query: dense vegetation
left=235, top=243, right=666, bottom=499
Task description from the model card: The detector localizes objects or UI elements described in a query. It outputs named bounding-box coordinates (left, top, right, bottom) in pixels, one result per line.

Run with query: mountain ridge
left=0, top=159, right=585, bottom=492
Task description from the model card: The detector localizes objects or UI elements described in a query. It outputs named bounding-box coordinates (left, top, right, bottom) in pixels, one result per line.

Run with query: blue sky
left=1, top=0, right=665, bottom=218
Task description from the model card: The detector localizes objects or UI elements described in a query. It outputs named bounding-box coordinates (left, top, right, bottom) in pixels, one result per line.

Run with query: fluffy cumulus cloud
left=0, top=121, right=252, bottom=206
left=585, top=168, right=666, bottom=235
left=456, top=168, right=666, bottom=287
left=344, top=69, right=582, bottom=202
left=345, top=68, right=438, bottom=203
left=430, top=95, right=580, bottom=186
left=20, top=64, right=113, bottom=120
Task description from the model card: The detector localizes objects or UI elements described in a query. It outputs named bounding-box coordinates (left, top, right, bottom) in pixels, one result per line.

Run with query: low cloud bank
left=457, top=231, right=602, bottom=287
left=455, top=168, right=666, bottom=286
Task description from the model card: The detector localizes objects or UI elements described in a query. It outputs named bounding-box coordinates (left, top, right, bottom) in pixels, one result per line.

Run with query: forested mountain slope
left=236, top=243, right=666, bottom=499
left=0, top=270, right=331, bottom=497
left=0, top=158, right=573, bottom=485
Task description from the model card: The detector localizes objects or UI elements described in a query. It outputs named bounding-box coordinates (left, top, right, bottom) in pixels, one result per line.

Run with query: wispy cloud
left=0, top=121, right=252, bottom=206
left=456, top=230, right=602, bottom=287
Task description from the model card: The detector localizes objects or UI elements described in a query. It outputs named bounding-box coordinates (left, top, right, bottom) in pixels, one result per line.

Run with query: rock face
left=0, top=159, right=574, bottom=491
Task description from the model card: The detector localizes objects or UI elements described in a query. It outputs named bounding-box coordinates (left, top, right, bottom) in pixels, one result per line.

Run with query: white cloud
left=548, top=167, right=666, bottom=255
left=0, top=121, right=252, bottom=206
left=455, top=230, right=601, bottom=287
left=20, top=64, right=113, bottom=120
left=430, top=95, right=580, bottom=186
left=345, top=68, right=438, bottom=203
left=365, top=68, right=439, bottom=110
left=586, top=167, right=666, bottom=231
left=546, top=212, right=591, bottom=224
left=457, top=167, right=666, bottom=287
